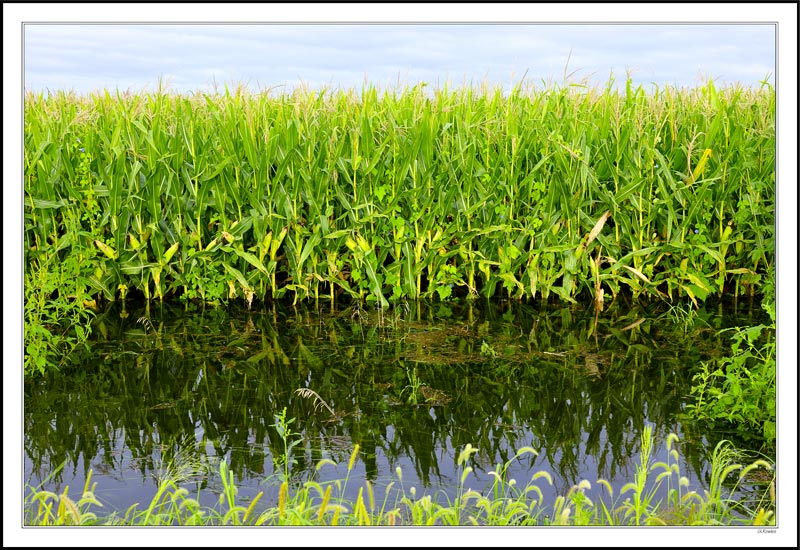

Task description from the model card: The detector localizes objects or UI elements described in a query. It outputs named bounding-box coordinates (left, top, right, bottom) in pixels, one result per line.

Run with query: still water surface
left=23, top=298, right=769, bottom=519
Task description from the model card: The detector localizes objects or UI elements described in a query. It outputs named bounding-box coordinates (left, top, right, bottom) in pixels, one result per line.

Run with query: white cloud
left=22, top=23, right=775, bottom=94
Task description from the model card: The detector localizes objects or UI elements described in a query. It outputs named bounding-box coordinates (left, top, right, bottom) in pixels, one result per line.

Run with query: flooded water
left=23, top=297, right=771, bottom=519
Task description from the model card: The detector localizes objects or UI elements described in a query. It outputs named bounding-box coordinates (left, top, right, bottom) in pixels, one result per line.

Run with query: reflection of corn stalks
left=666, top=302, right=696, bottom=334
left=137, top=315, right=163, bottom=346
left=350, top=301, right=366, bottom=323
left=137, top=316, right=156, bottom=333
left=375, top=299, right=411, bottom=329
left=295, top=388, right=335, bottom=418
left=583, top=353, right=603, bottom=379
left=399, top=299, right=411, bottom=317
left=401, top=367, right=423, bottom=405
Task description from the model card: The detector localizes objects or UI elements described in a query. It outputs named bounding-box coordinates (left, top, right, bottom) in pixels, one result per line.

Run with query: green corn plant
left=24, top=79, right=773, bottom=309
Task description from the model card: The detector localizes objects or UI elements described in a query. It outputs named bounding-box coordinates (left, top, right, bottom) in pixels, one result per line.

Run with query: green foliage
left=588, top=429, right=775, bottom=526
left=479, top=340, right=498, bottom=359
left=686, top=300, right=776, bottom=447
left=272, top=407, right=301, bottom=482
left=24, top=249, right=95, bottom=376
left=24, top=468, right=103, bottom=526
left=24, top=433, right=774, bottom=526
left=24, top=80, right=775, bottom=309
left=400, top=366, right=423, bottom=405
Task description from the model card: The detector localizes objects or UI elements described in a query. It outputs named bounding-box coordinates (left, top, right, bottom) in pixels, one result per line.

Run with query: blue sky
left=4, top=3, right=799, bottom=548
left=23, top=22, right=775, bottom=94
left=9, top=3, right=791, bottom=95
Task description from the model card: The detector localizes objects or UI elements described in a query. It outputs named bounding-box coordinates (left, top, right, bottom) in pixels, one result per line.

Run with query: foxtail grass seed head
left=278, top=480, right=288, bottom=520
left=317, top=485, right=332, bottom=522
left=348, top=444, right=360, bottom=471
left=559, top=507, right=571, bottom=525
left=366, top=480, right=374, bottom=512
left=23, top=434, right=774, bottom=526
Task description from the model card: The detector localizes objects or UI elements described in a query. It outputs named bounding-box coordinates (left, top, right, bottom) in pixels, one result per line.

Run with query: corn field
left=24, top=79, right=775, bottom=309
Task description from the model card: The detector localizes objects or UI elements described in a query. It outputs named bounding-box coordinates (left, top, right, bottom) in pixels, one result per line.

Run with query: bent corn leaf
left=162, top=242, right=180, bottom=263
left=94, top=240, right=118, bottom=260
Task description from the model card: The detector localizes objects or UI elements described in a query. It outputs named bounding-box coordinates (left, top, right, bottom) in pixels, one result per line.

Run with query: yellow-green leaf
left=94, top=240, right=118, bottom=260
left=162, top=242, right=180, bottom=263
